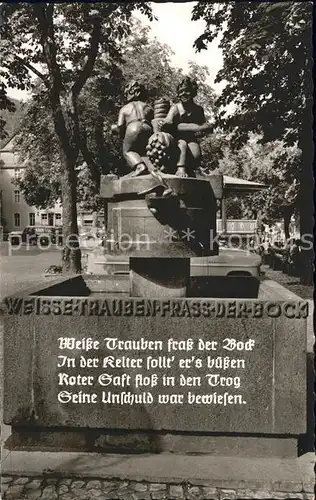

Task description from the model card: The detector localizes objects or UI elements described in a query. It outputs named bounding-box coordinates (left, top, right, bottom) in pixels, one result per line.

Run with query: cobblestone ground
left=1, top=477, right=314, bottom=500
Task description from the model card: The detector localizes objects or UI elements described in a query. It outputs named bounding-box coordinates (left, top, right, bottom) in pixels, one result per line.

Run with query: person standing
left=288, top=239, right=301, bottom=276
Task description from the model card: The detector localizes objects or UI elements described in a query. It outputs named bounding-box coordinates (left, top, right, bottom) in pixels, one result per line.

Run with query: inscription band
left=3, top=297, right=309, bottom=319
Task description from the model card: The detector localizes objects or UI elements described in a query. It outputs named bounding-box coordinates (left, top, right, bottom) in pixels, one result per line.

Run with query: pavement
left=0, top=243, right=314, bottom=499
left=1, top=451, right=315, bottom=499
left=0, top=244, right=62, bottom=299
left=0, top=454, right=314, bottom=499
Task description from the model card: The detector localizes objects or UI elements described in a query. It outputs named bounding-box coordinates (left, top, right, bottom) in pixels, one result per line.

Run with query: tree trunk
left=298, top=136, right=313, bottom=285
left=298, top=177, right=313, bottom=285
left=298, top=16, right=313, bottom=284
left=283, top=208, right=292, bottom=240
left=33, top=4, right=102, bottom=274
left=60, top=150, right=82, bottom=274
left=49, top=92, right=82, bottom=274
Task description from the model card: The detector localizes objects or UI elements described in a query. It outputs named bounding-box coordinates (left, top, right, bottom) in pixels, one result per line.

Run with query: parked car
left=22, top=227, right=39, bottom=245
left=8, top=230, right=23, bottom=246
left=190, top=247, right=262, bottom=278
left=86, top=247, right=262, bottom=278
left=9, top=226, right=63, bottom=247
left=50, top=227, right=63, bottom=245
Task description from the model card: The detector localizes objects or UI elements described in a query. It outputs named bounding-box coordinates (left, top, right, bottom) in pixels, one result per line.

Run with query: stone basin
left=1, top=274, right=308, bottom=456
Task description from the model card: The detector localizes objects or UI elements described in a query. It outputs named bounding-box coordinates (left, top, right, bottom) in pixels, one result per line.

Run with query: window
left=41, top=213, right=48, bottom=226
left=14, top=213, right=20, bottom=227
left=14, top=190, right=21, bottom=203
left=48, top=213, right=54, bottom=226
left=55, top=213, right=62, bottom=225
left=14, top=168, right=21, bottom=179
left=83, top=219, right=93, bottom=227
left=29, top=213, right=35, bottom=226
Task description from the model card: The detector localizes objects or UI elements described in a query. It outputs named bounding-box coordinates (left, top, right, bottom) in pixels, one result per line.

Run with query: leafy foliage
left=12, top=88, right=61, bottom=208
left=121, top=20, right=183, bottom=103
left=0, top=84, right=18, bottom=143
left=192, top=2, right=312, bottom=146
left=12, top=18, right=219, bottom=210
left=1, top=3, right=154, bottom=89
left=193, top=2, right=313, bottom=279
left=218, top=134, right=300, bottom=234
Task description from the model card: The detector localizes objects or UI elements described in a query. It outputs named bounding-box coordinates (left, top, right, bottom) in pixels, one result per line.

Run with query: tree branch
left=71, top=18, right=101, bottom=97
left=33, top=4, right=63, bottom=90
left=13, top=53, right=49, bottom=86
left=79, top=129, right=99, bottom=179
left=33, top=4, right=72, bottom=155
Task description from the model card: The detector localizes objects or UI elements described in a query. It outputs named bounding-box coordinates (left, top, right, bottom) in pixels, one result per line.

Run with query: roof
left=223, top=175, right=267, bottom=192
left=0, top=136, right=16, bottom=152
left=0, top=135, right=23, bottom=169
left=0, top=150, right=20, bottom=169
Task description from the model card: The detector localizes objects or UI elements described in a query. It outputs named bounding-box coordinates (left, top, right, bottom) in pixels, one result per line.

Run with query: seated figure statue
left=111, top=80, right=154, bottom=177
left=160, top=77, right=214, bottom=177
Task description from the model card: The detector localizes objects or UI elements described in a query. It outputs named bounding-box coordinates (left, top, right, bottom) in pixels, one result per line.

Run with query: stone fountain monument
left=1, top=78, right=308, bottom=458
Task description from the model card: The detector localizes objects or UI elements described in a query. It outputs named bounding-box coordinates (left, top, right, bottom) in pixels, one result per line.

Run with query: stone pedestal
left=102, top=174, right=220, bottom=258
left=130, top=258, right=190, bottom=297
left=101, top=174, right=221, bottom=296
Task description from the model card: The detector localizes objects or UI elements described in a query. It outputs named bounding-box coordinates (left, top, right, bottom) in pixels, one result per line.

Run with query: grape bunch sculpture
left=146, top=98, right=176, bottom=173
left=146, top=131, right=175, bottom=172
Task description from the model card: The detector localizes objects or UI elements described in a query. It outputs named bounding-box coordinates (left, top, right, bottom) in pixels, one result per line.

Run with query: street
left=1, top=243, right=68, bottom=298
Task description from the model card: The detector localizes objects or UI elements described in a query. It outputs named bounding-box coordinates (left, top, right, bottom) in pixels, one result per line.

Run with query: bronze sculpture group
left=108, top=77, right=219, bottom=256
left=111, top=76, right=214, bottom=181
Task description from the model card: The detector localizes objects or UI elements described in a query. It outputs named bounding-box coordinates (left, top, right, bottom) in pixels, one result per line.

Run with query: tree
left=121, top=20, right=184, bottom=103
left=13, top=58, right=125, bottom=211
left=13, top=19, right=220, bottom=219
left=11, top=19, right=184, bottom=210
left=1, top=3, right=153, bottom=273
left=192, top=2, right=313, bottom=284
left=13, top=87, right=62, bottom=208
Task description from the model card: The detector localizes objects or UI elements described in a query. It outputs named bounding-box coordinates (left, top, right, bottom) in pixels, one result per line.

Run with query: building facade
left=0, top=137, right=62, bottom=238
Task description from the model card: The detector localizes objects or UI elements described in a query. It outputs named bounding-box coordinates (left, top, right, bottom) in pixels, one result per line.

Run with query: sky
left=135, top=2, right=224, bottom=92
left=6, top=2, right=224, bottom=101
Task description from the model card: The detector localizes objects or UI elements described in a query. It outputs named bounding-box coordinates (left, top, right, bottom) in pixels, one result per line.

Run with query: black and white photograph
left=0, top=2, right=314, bottom=499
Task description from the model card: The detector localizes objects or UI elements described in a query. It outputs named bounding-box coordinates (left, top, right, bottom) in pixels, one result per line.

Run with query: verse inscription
left=56, top=336, right=256, bottom=407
